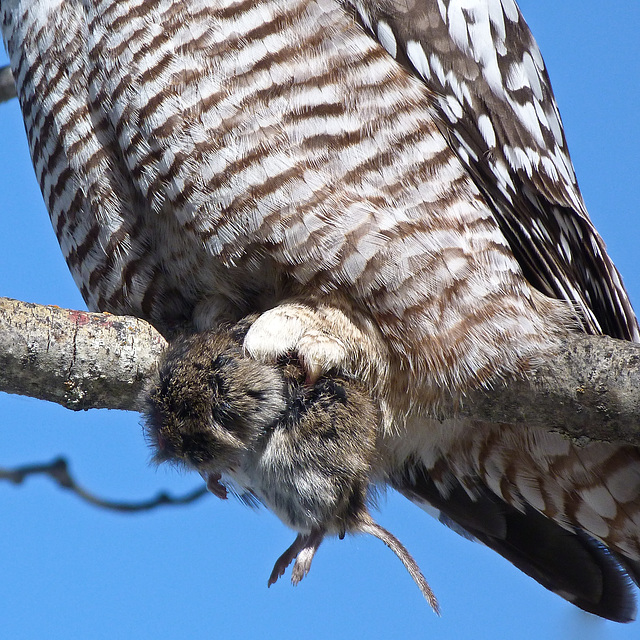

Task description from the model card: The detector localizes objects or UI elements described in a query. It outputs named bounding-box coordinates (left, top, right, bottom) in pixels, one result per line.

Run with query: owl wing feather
left=347, top=0, right=639, bottom=340
left=389, top=415, right=640, bottom=621
left=348, top=0, right=640, bottom=619
left=396, top=462, right=639, bottom=623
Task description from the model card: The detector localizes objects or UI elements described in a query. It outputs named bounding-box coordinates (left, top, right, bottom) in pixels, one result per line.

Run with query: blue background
left=1, top=2, right=639, bottom=638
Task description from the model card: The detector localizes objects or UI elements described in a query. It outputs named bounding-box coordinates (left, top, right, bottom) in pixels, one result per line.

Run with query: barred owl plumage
left=2, top=0, right=640, bottom=622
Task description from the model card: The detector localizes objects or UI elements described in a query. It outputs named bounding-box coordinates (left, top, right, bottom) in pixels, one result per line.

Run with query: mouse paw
left=267, top=530, right=324, bottom=587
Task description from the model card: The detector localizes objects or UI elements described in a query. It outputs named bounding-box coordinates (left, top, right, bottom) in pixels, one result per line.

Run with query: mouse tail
left=359, top=516, right=440, bottom=614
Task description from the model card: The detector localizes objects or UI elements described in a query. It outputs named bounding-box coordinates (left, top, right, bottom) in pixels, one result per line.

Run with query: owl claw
left=243, top=304, right=349, bottom=384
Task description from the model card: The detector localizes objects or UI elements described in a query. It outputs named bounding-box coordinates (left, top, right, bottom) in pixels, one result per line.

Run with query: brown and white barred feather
left=2, top=0, right=639, bottom=621
left=348, top=0, right=639, bottom=341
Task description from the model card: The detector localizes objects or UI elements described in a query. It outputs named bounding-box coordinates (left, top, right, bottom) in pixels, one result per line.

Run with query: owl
left=2, top=0, right=639, bottom=622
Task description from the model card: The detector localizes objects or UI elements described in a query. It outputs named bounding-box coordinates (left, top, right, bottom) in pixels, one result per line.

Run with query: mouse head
left=145, top=330, right=286, bottom=474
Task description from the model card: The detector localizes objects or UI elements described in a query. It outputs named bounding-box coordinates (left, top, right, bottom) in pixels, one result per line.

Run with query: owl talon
left=244, top=304, right=350, bottom=384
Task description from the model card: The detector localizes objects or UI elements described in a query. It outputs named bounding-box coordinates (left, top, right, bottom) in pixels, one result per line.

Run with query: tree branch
left=0, top=65, right=16, bottom=104
left=0, top=296, right=167, bottom=411
left=0, top=295, right=639, bottom=445
left=463, top=335, right=640, bottom=445
left=0, top=456, right=208, bottom=511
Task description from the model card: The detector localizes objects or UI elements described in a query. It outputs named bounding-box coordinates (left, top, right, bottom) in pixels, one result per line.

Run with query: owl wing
left=347, top=0, right=639, bottom=340
left=350, top=0, right=640, bottom=619
left=390, top=419, right=640, bottom=622
left=393, top=455, right=640, bottom=622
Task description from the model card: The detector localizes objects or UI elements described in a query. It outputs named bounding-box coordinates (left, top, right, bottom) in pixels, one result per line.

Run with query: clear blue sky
left=1, top=2, right=639, bottom=638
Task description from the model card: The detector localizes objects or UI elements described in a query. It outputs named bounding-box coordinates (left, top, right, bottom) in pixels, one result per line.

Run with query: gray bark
left=463, top=334, right=640, bottom=445
left=0, top=296, right=166, bottom=411
left=0, top=65, right=16, bottom=104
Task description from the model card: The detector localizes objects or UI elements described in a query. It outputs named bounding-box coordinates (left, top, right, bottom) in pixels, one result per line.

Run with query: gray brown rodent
left=145, top=324, right=438, bottom=612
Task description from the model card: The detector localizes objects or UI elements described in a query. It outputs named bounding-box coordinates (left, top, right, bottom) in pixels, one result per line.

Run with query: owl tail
left=393, top=461, right=638, bottom=623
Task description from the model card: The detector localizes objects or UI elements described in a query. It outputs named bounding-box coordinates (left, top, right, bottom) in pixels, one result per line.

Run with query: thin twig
left=0, top=457, right=209, bottom=512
